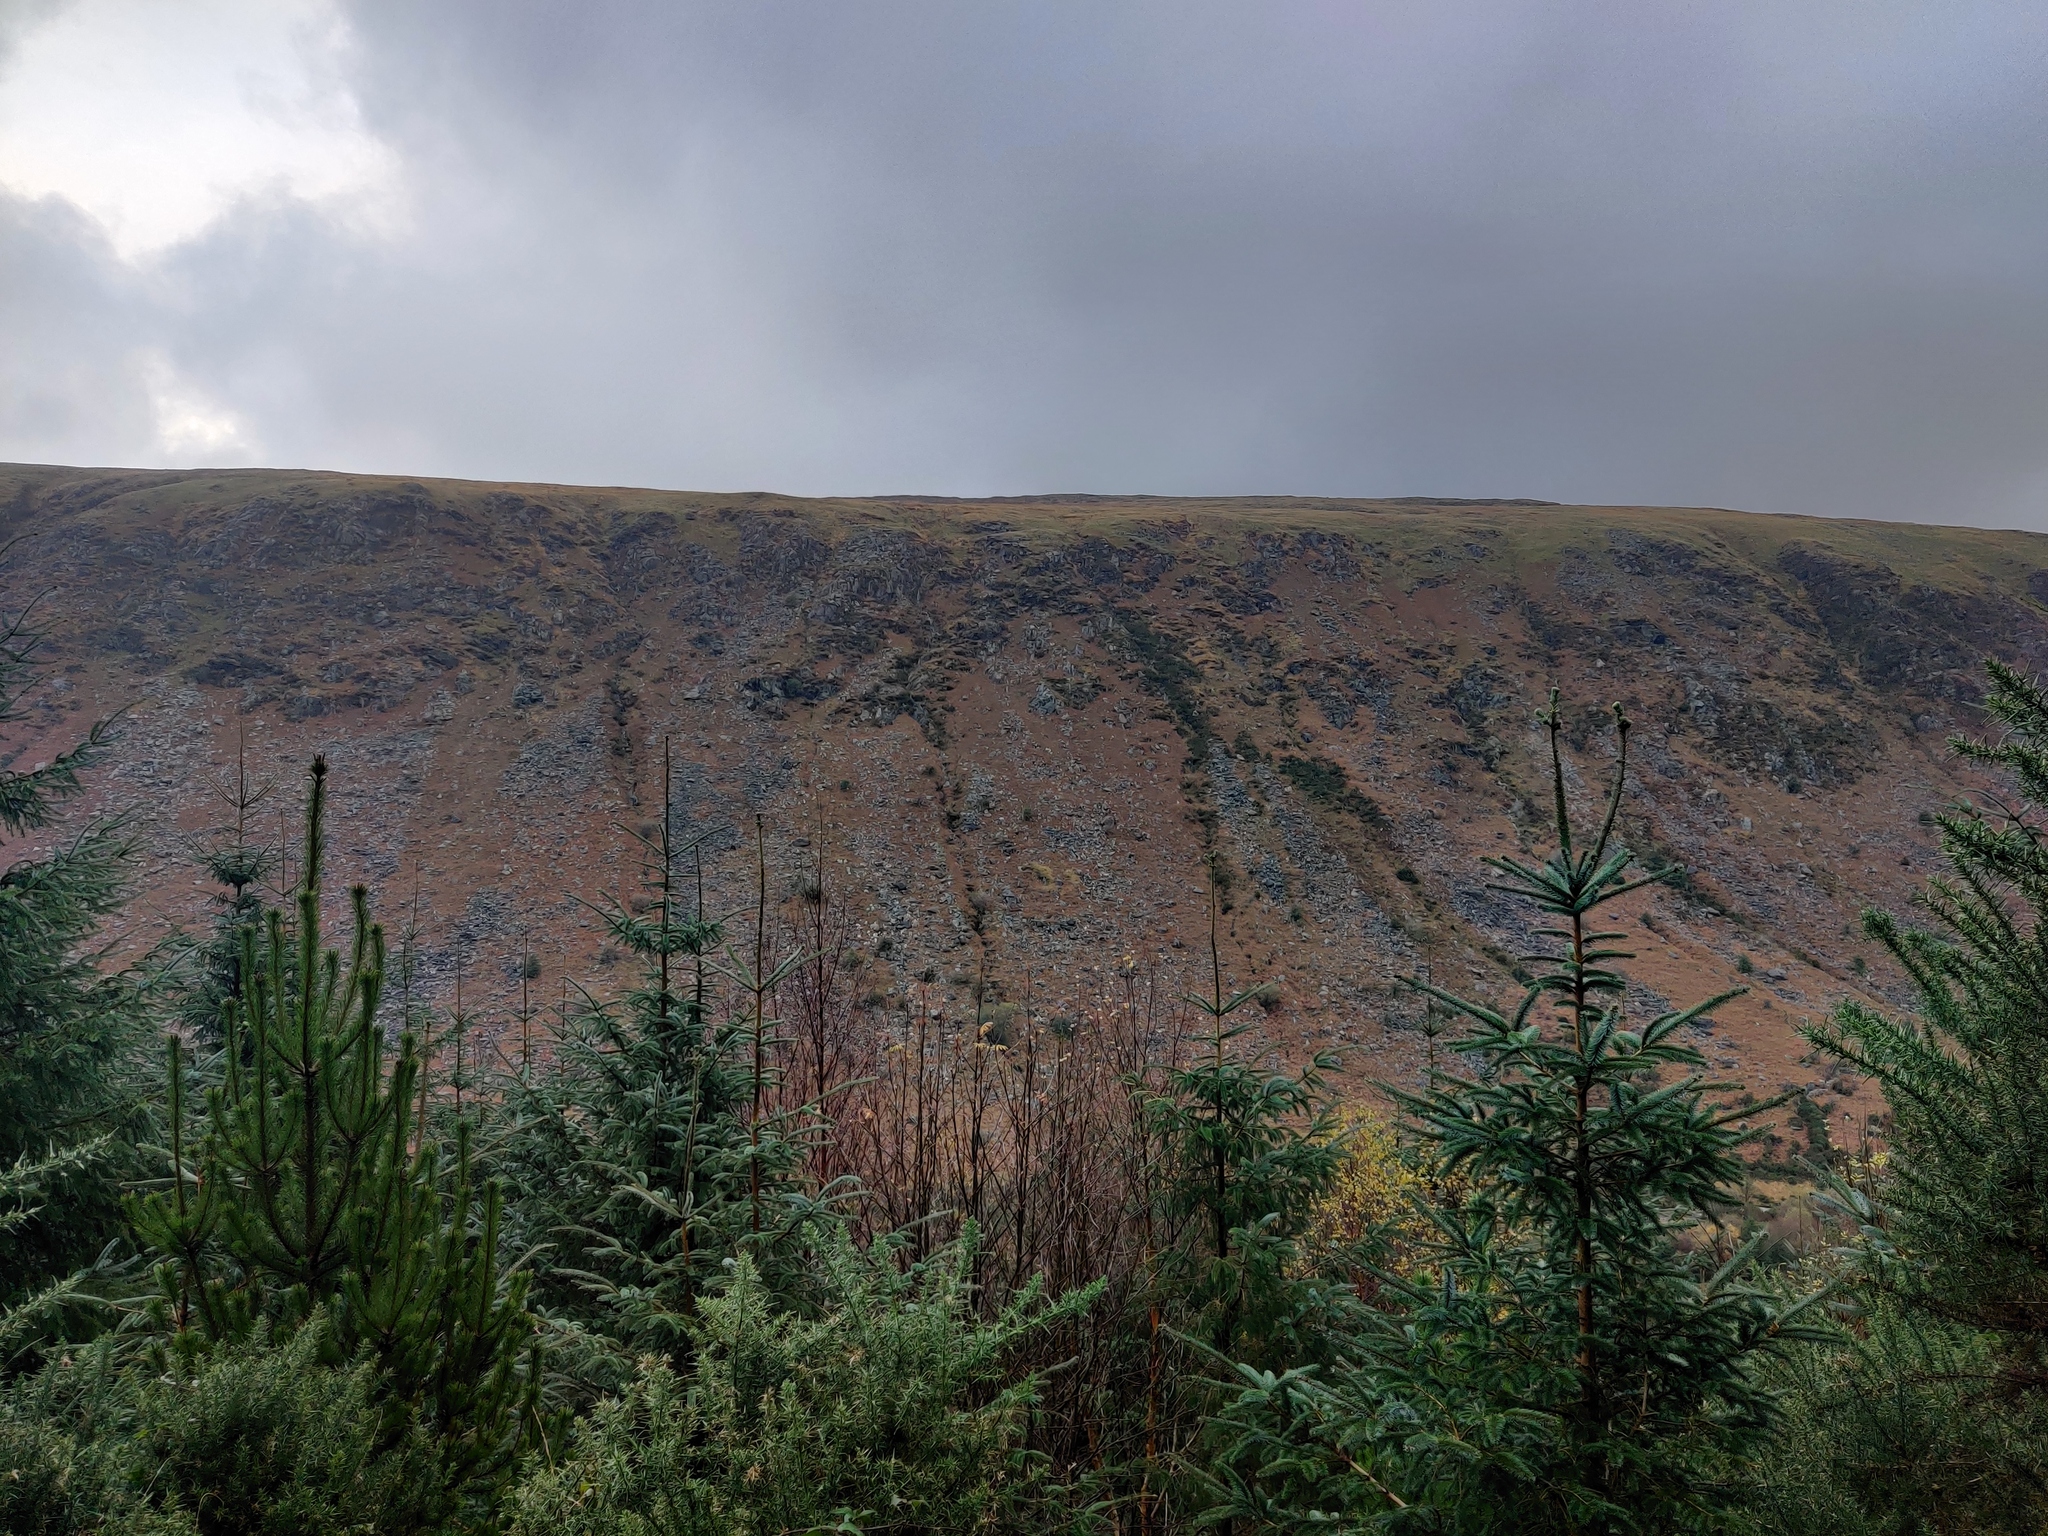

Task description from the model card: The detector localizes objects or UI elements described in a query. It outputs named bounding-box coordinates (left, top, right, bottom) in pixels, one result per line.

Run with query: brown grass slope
left=6, top=461, right=2045, bottom=1145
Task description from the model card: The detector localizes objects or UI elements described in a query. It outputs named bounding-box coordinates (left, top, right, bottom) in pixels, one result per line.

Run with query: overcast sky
left=2, top=2, right=2045, bottom=527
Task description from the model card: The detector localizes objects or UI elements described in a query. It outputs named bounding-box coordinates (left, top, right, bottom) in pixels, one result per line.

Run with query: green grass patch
left=1277, top=754, right=1387, bottom=831
left=1111, top=607, right=1211, bottom=753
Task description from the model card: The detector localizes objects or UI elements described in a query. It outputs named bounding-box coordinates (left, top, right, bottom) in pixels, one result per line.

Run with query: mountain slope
left=7, top=462, right=2043, bottom=1142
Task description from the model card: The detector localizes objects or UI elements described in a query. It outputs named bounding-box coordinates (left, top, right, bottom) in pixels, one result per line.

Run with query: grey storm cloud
left=3, top=0, right=2047, bottom=526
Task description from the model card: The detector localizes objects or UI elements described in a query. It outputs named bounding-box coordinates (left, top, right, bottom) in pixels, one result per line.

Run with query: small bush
left=0, top=1318, right=451, bottom=1536
left=135, top=1319, right=450, bottom=1535
left=1303, top=1114, right=1462, bottom=1293
left=0, top=1413, right=98, bottom=1536
left=1277, top=754, right=1388, bottom=829
left=510, top=1228, right=1095, bottom=1536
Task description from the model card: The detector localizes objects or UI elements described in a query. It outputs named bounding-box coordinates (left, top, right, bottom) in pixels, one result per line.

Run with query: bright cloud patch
left=0, top=0, right=399, bottom=260
left=137, top=351, right=256, bottom=464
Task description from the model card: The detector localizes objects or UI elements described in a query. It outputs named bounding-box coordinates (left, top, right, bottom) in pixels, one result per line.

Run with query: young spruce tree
left=0, top=594, right=152, bottom=1331
left=169, top=727, right=276, bottom=1047
left=492, top=747, right=821, bottom=1376
left=1127, top=870, right=1348, bottom=1533
left=1146, top=874, right=1346, bottom=1364
left=1209, top=695, right=1825, bottom=1534
left=1783, top=658, right=2048, bottom=1528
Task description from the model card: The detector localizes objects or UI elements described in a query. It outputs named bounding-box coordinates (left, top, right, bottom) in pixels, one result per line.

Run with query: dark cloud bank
left=5, top=1, right=2047, bottom=527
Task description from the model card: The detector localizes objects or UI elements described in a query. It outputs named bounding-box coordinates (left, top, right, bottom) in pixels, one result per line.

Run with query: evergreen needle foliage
left=0, top=1314, right=453, bottom=1536
left=1809, top=658, right=2048, bottom=1363
left=1790, top=658, right=2048, bottom=1529
left=1207, top=694, right=1826, bottom=1534
left=127, top=1311, right=452, bottom=1536
left=492, top=749, right=828, bottom=1383
left=0, top=590, right=153, bottom=1338
left=169, top=731, right=277, bottom=1048
left=22, top=635, right=2048, bottom=1536
left=509, top=1224, right=1101, bottom=1536
left=1750, top=1253, right=2048, bottom=1536
left=128, top=758, right=542, bottom=1529
left=1146, top=880, right=1346, bottom=1364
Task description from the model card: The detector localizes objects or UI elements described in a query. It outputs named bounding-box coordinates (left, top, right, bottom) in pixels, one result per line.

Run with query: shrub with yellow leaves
left=1303, top=1110, right=1462, bottom=1298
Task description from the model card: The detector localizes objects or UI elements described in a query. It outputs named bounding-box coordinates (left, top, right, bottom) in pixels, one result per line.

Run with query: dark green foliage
left=180, top=860, right=268, bottom=1042
left=168, top=741, right=276, bottom=1048
left=1787, top=1093, right=1838, bottom=1166
left=1144, top=889, right=1346, bottom=1363
left=0, top=1318, right=450, bottom=1536
left=1097, top=888, right=1353, bottom=1534
left=0, top=1146, right=137, bottom=1372
left=489, top=931, right=762, bottom=1368
left=1207, top=696, right=1824, bottom=1533
left=20, top=638, right=2048, bottom=1534
left=490, top=767, right=823, bottom=1380
left=1809, top=658, right=2048, bottom=1355
left=1276, top=753, right=1388, bottom=830
left=1752, top=1261, right=2048, bottom=1536
left=128, top=759, right=541, bottom=1528
left=1795, top=658, right=2048, bottom=1528
left=126, top=1314, right=450, bottom=1536
left=0, top=596, right=153, bottom=1326
left=0, top=1414, right=88, bottom=1535
left=0, top=1338, right=132, bottom=1536
left=1110, top=607, right=1211, bottom=755
left=509, top=1227, right=1098, bottom=1536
